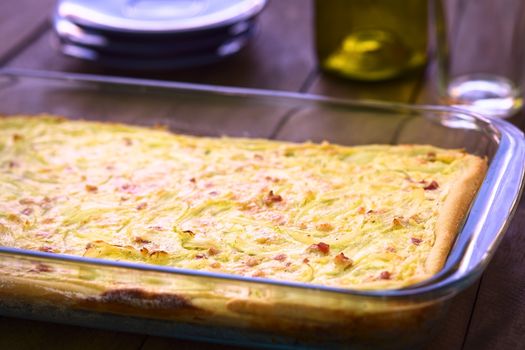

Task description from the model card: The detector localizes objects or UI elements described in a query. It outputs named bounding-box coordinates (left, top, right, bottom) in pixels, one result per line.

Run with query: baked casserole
left=0, top=115, right=487, bottom=291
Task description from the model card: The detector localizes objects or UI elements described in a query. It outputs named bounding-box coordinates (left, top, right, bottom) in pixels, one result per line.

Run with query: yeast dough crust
left=0, top=115, right=487, bottom=290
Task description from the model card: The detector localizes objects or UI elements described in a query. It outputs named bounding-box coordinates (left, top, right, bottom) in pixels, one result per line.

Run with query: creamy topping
left=0, top=116, right=477, bottom=289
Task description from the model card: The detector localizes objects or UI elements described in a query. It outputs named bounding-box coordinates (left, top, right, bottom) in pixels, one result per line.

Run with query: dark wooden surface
left=0, top=1, right=524, bottom=349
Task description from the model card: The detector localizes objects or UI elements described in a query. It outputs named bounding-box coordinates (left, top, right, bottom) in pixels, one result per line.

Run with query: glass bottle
left=315, top=0, right=429, bottom=81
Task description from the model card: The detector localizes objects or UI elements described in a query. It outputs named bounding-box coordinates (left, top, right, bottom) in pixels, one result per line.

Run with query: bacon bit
left=307, top=242, right=330, bottom=255
left=208, top=191, right=218, bottom=196
left=410, top=214, right=422, bottom=224
left=133, top=247, right=165, bottom=260
left=121, top=183, right=138, bottom=193
left=39, top=196, right=53, bottom=210
left=12, top=134, right=23, bottom=141
left=264, top=190, right=282, bottom=205
left=189, top=177, right=196, bottom=183
left=334, top=252, right=353, bottom=269
left=252, top=270, right=266, bottom=278
left=265, top=176, right=280, bottom=183
left=21, top=207, right=33, bottom=216
left=427, top=152, right=437, bottom=162
left=134, top=236, right=151, bottom=244
left=210, top=262, right=221, bottom=268
left=7, top=160, right=19, bottom=168
left=411, top=237, right=423, bottom=246
left=123, top=137, right=133, bottom=146
left=85, top=184, right=98, bottom=192
left=423, top=180, right=439, bottom=191
left=246, top=257, right=260, bottom=267
left=392, top=217, right=406, bottom=229
left=316, top=223, right=333, bottom=232
left=208, top=247, right=220, bottom=256
left=35, top=231, right=51, bottom=238
left=274, top=253, right=287, bottom=262
left=254, top=154, right=263, bottom=160
left=386, top=246, right=396, bottom=253
left=136, top=202, right=148, bottom=210
left=36, top=264, right=53, bottom=272
left=183, top=230, right=195, bottom=236
left=303, top=258, right=310, bottom=264
left=379, top=271, right=391, bottom=280
left=149, top=225, right=164, bottom=231
left=195, top=254, right=206, bottom=260
left=38, top=246, right=55, bottom=253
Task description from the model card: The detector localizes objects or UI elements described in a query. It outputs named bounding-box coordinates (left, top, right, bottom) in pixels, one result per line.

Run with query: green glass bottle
left=315, top=0, right=429, bottom=81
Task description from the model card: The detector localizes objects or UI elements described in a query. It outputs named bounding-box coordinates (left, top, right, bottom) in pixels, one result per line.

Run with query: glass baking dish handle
left=458, top=118, right=525, bottom=275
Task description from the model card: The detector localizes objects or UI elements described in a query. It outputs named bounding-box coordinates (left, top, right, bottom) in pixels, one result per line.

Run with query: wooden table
left=1, top=1, right=524, bottom=349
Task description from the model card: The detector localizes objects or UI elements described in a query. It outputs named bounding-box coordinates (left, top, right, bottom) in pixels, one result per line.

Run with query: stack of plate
left=52, top=0, right=267, bottom=70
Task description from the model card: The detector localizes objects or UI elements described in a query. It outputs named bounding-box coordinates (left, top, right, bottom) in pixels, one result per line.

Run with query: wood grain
left=461, top=199, right=525, bottom=350
left=425, top=284, right=481, bottom=350
left=140, top=336, right=248, bottom=350
left=0, top=316, right=145, bottom=350
left=0, top=0, right=524, bottom=349
left=0, top=0, right=55, bottom=64
left=6, top=0, right=316, bottom=92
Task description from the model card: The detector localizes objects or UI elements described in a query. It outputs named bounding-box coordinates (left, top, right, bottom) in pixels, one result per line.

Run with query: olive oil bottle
left=315, top=0, right=429, bottom=81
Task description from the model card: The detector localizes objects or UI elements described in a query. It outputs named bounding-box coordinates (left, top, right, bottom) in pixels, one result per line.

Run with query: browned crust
left=0, top=274, right=214, bottom=320
left=223, top=298, right=445, bottom=344
left=78, top=288, right=205, bottom=318
left=425, top=155, right=488, bottom=274
left=0, top=272, right=443, bottom=344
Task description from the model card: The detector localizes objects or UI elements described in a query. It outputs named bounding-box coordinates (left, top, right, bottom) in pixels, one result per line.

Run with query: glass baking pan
left=0, top=68, right=523, bottom=350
